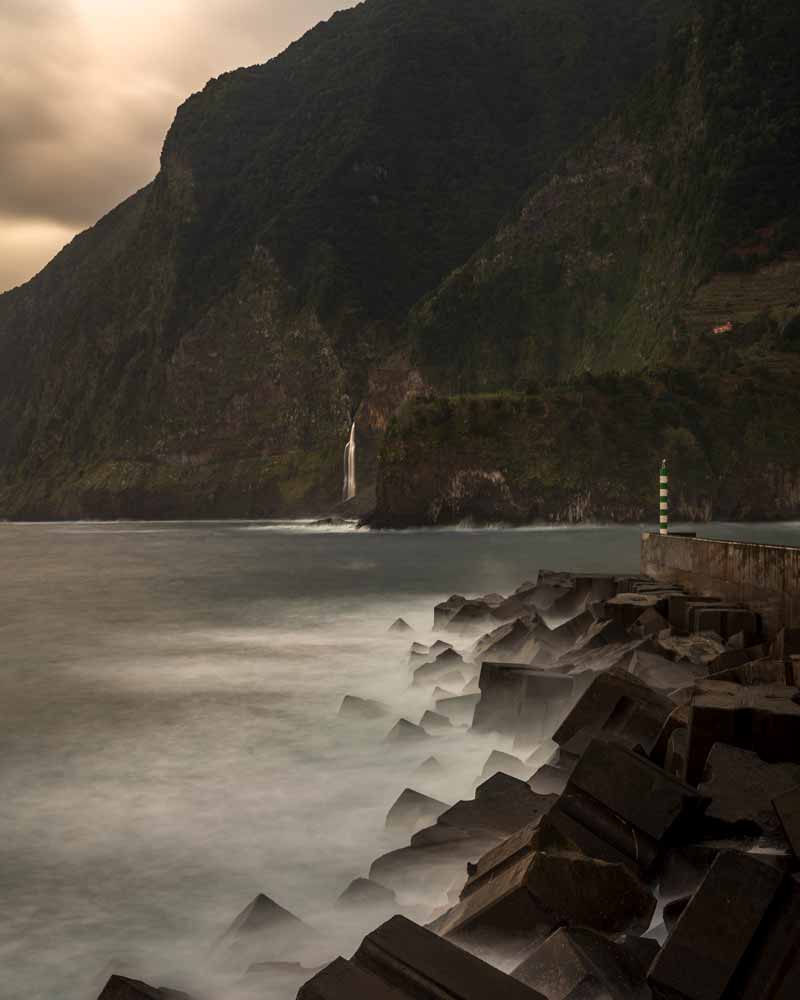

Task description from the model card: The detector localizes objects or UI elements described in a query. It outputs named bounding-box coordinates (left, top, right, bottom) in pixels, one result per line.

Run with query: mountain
left=374, top=0, right=800, bottom=526
left=0, top=0, right=689, bottom=518
left=409, top=0, right=800, bottom=390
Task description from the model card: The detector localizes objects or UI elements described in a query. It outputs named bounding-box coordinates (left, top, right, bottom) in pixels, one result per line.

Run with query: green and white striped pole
left=659, top=458, right=669, bottom=535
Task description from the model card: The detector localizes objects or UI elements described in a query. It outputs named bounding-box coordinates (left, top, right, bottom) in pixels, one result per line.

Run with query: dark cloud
left=0, top=1, right=357, bottom=293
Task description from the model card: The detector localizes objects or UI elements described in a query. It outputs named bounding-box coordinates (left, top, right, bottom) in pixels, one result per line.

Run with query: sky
left=0, top=0, right=357, bottom=294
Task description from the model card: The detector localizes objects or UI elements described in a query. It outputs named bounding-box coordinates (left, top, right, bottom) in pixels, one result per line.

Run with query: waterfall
left=342, top=421, right=356, bottom=502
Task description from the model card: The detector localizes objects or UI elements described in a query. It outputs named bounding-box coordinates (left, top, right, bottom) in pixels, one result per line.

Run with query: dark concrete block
left=511, top=926, right=652, bottom=1000
left=434, top=845, right=655, bottom=967
left=648, top=852, right=800, bottom=1000
left=605, top=593, right=667, bottom=630
left=434, top=693, right=480, bottom=726
left=772, top=784, right=800, bottom=860
left=353, top=915, right=547, bottom=999
left=545, top=738, right=707, bottom=875
left=413, top=647, right=466, bottom=686
left=335, top=878, right=396, bottom=911
left=684, top=685, right=800, bottom=785
left=97, top=977, right=166, bottom=1000
left=419, top=710, right=452, bottom=732
left=554, top=668, right=674, bottom=757
left=338, top=695, right=391, bottom=721
left=472, top=662, right=573, bottom=741
left=434, top=595, right=467, bottom=629
left=297, top=956, right=409, bottom=1000
left=479, top=750, right=530, bottom=783
left=699, top=743, right=800, bottom=839
left=472, top=618, right=537, bottom=664
left=424, top=772, right=556, bottom=842
left=385, top=788, right=450, bottom=833
left=389, top=618, right=413, bottom=633
left=461, top=820, right=542, bottom=899
left=385, top=719, right=431, bottom=743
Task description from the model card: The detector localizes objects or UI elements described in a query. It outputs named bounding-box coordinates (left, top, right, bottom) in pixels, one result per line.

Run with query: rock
left=690, top=606, right=760, bottom=642
left=698, top=743, right=800, bottom=839
left=462, top=675, right=481, bottom=694
left=479, top=750, right=530, bottom=783
left=432, top=685, right=458, bottom=701
left=434, top=692, right=481, bottom=726
left=385, top=719, right=430, bottom=743
left=335, top=877, right=396, bottom=911
left=544, top=738, right=708, bottom=876
left=216, top=893, right=319, bottom=968
left=348, top=915, right=547, bottom=1000
left=385, top=788, right=450, bottom=833
left=605, top=592, right=668, bottom=630
left=388, top=617, right=413, bottom=633
left=96, top=977, right=192, bottom=1000
left=472, top=663, right=574, bottom=743
left=511, top=926, right=652, bottom=1000
left=297, top=955, right=409, bottom=1000
left=433, top=845, right=656, bottom=967
left=338, top=695, right=392, bottom=721
left=420, top=710, right=453, bottom=732
left=429, top=639, right=454, bottom=656
left=620, top=935, right=661, bottom=972
left=683, top=683, right=800, bottom=784
left=648, top=852, right=800, bottom=1000
left=553, top=668, right=675, bottom=758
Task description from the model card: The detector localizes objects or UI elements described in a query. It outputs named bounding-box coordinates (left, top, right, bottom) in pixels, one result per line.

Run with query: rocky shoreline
left=95, top=567, right=800, bottom=1000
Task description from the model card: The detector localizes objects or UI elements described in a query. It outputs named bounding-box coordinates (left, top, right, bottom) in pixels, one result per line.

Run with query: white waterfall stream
left=342, top=421, right=356, bottom=501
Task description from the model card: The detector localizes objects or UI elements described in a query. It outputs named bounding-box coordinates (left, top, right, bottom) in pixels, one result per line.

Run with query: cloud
left=0, top=1, right=357, bottom=293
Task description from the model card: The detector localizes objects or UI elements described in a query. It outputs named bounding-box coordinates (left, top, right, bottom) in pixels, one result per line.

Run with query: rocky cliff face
left=0, top=0, right=689, bottom=518
left=373, top=352, right=800, bottom=527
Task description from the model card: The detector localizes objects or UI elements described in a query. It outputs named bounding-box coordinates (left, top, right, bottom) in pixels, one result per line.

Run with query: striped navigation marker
left=659, top=458, right=669, bottom=535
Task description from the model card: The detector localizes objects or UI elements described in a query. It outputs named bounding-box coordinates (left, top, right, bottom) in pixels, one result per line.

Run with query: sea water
left=2, top=519, right=800, bottom=999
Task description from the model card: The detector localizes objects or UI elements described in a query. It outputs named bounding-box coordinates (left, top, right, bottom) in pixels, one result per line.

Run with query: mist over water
left=2, top=519, right=800, bottom=1000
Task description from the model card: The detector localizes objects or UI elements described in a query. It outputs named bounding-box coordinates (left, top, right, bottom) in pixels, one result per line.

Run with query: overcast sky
left=0, top=0, right=356, bottom=294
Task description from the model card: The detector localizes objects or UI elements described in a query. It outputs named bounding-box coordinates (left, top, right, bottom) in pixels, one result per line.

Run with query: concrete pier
left=641, top=532, right=800, bottom=636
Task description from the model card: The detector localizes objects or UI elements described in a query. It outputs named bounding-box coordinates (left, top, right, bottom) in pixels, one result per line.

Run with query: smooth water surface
left=2, top=519, right=800, bottom=999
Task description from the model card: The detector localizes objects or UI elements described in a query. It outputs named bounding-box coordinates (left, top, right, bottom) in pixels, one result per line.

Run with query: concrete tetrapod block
left=772, top=783, right=800, bottom=860
left=216, top=892, right=322, bottom=969
left=385, top=788, right=450, bottom=834
left=683, top=684, right=800, bottom=785
left=297, top=955, right=410, bottom=1000
left=544, top=738, right=708, bottom=875
left=432, top=845, right=655, bottom=968
left=349, top=914, right=547, bottom=1000
left=698, top=743, right=800, bottom=839
left=553, top=668, right=675, bottom=757
left=511, top=926, right=652, bottom=1000
left=648, top=851, right=800, bottom=1000
left=472, top=662, right=574, bottom=741
left=97, top=978, right=191, bottom=1000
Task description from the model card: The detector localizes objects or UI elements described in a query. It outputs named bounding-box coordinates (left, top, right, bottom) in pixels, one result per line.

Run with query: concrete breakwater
left=96, top=557, right=800, bottom=1000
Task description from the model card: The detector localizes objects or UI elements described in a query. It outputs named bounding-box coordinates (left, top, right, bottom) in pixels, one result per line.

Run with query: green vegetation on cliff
left=376, top=325, right=800, bottom=526
left=409, top=0, right=800, bottom=392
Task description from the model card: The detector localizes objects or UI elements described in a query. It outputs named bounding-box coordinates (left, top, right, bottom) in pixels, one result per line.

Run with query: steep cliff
left=0, top=0, right=687, bottom=518
left=374, top=337, right=800, bottom=527
left=409, top=0, right=800, bottom=391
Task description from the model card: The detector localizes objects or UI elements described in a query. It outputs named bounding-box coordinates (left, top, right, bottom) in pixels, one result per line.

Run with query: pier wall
left=641, top=532, right=800, bottom=636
